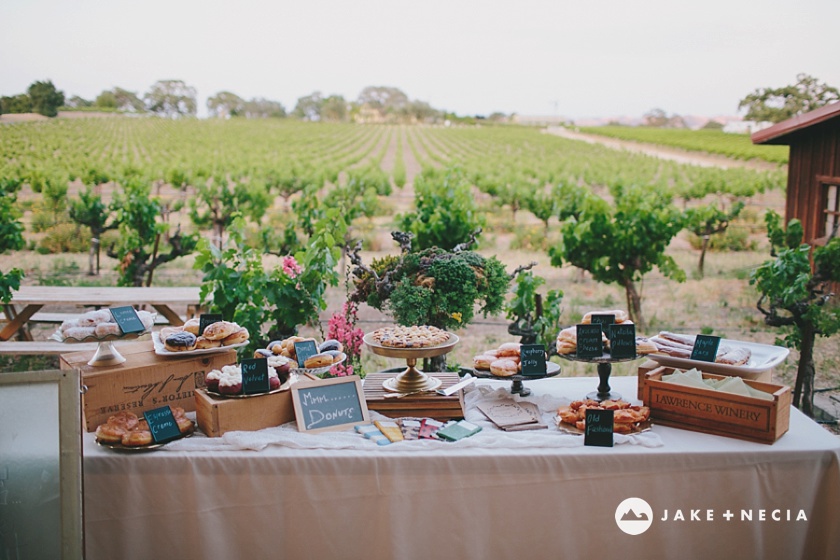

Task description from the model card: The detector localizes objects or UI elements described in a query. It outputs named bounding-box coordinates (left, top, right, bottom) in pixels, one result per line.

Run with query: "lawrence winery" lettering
left=654, top=393, right=764, bottom=422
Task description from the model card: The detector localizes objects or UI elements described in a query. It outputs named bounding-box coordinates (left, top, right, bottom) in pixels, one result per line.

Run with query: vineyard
left=1, top=116, right=837, bottom=407
left=576, top=125, right=790, bottom=165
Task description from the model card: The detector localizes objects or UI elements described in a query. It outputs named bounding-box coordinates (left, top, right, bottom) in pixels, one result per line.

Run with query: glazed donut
left=497, top=342, right=521, bottom=358
left=183, top=318, right=201, bottom=335
left=95, top=411, right=140, bottom=443
left=164, top=331, right=197, bottom=352
left=318, top=339, right=343, bottom=353
left=222, top=327, right=249, bottom=346
left=121, top=427, right=153, bottom=447
left=94, top=322, right=122, bottom=338
left=473, top=354, right=496, bottom=370
left=254, top=348, right=274, bottom=359
left=202, top=321, right=238, bottom=341
left=159, top=326, right=182, bottom=340
left=176, top=417, right=194, bottom=434
left=304, top=352, right=334, bottom=369
left=489, top=358, right=519, bottom=377
left=194, top=336, right=222, bottom=349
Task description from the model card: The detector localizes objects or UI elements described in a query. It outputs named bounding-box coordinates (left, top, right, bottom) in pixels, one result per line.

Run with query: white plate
left=647, top=338, right=789, bottom=376
left=152, top=332, right=248, bottom=356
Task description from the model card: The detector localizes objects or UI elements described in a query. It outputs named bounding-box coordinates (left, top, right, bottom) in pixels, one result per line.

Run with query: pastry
left=473, top=354, right=496, bottom=370
left=78, top=309, right=113, bottom=327
left=304, top=352, right=334, bottom=369
left=635, top=337, right=658, bottom=355
left=321, top=350, right=345, bottom=363
left=183, top=318, right=201, bottom=335
left=159, top=326, right=182, bottom=340
left=136, top=310, right=155, bottom=331
left=202, top=321, right=238, bottom=341
left=194, top=336, right=221, bottom=349
left=557, top=399, right=650, bottom=433
left=222, top=327, right=249, bottom=346
left=164, top=331, right=197, bottom=351
left=121, top=420, right=153, bottom=447
left=581, top=310, right=629, bottom=324
left=94, top=411, right=139, bottom=444
left=94, top=322, right=122, bottom=337
left=319, top=339, right=343, bottom=353
left=497, top=342, right=521, bottom=357
left=489, top=358, right=519, bottom=377
left=254, top=348, right=274, bottom=359
left=370, top=325, right=450, bottom=348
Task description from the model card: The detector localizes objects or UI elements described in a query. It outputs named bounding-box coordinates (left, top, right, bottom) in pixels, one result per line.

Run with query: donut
left=473, top=354, right=495, bottom=370
left=222, top=327, right=249, bottom=346
left=318, top=339, right=343, bottom=353
left=176, top=417, right=194, bottom=434
left=95, top=411, right=139, bottom=443
left=254, top=348, right=274, bottom=359
left=136, top=310, right=155, bottom=330
left=304, top=352, right=334, bottom=369
left=159, top=326, right=182, bottom=340
left=164, top=331, right=197, bottom=352
left=489, top=358, right=519, bottom=377
left=121, top=424, right=153, bottom=447
left=482, top=349, right=500, bottom=358
left=497, top=342, right=521, bottom=357
left=183, top=318, right=201, bottom=335
left=79, top=309, right=113, bottom=327
left=582, top=310, right=629, bottom=324
left=203, top=321, right=238, bottom=341
left=194, top=336, right=222, bottom=349
left=94, top=322, right=122, bottom=337
left=64, top=326, right=95, bottom=340
left=60, top=319, right=80, bottom=333
left=321, top=350, right=345, bottom=363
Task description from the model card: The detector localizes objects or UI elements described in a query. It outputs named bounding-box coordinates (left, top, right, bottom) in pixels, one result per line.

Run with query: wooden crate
left=364, top=371, right=465, bottom=421
left=194, top=388, right=295, bottom=437
left=60, top=341, right=236, bottom=432
left=640, top=365, right=791, bottom=444
left=636, top=360, right=773, bottom=400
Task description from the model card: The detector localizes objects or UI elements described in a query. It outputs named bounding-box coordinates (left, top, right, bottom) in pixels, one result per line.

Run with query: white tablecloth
left=82, top=376, right=840, bottom=560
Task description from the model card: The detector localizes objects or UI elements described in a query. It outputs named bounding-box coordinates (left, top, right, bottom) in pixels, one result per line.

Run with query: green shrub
left=38, top=223, right=91, bottom=253
left=688, top=226, right=756, bottom=252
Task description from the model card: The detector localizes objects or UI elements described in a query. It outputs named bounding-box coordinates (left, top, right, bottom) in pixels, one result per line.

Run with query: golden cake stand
left=363, top=332, right=459, bottom=393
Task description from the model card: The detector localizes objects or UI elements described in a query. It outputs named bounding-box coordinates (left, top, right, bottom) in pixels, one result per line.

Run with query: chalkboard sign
left=143, top=406, right=181, bottom=444
left=109, top=306, right=145, bottom=334
left=240, top=358, right=270, bottom=395
left=584, top=408, right=614, bottom=447
left=520, top=344, right=547, bottom=376
left=294, top=340, right=319, bottom=368
left=589, top=314, right=616, bottom=339
left=609, top=323, right=636, bottom=359
left=291, top=376, right=370, bottom=433
left=199, top=314, right=223, bottom=336
left=576, top=324, right=604, bottom=358
left=690, top=334, right=721, bottom=363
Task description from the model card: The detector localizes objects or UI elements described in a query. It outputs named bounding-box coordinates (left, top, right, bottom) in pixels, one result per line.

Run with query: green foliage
left=144, top=79, right=197, bottom=117
left=0, top=94, right=33, bottom=114
left=398, top=167, right=485, bottom=251
left=0, top=190, right=25, bottom=304
left=352, top=244, right=509, bottom=331
left=506, top=271, right=564, bottom=347
left=38, top=223, right=91, bottom=254
left=195, top=213, right=345, bottom=354
left=27, top=80, right=65, bottom=117
left=189, top=176, right=270, bottom=246
left=69, top=186, right=113, bottom=237
left=739, top=73, right=839, bottom=124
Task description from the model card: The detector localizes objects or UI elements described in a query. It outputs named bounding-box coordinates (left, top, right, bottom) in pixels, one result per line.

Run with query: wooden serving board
left=364, top=371, right=465, bottom=421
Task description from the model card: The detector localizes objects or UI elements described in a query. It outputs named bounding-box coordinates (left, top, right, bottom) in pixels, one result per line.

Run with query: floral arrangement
left=325, top=301, right=365, bottom=378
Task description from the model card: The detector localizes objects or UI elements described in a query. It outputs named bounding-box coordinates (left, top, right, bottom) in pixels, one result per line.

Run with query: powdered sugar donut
left=64, top=326, right=96, bottom=340
left=94, top=322, right=122, bottom=337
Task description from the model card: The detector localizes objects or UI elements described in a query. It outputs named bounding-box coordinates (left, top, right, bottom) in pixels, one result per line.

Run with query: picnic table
left=1, top=286, right=202, bottom=348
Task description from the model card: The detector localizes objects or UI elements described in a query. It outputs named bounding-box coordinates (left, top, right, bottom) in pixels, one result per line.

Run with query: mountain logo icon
left=615, top=498, right=654, bottom=535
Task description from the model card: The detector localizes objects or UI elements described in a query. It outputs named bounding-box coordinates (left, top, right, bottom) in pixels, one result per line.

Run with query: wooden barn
left=752, top=101, right=840, bottom=247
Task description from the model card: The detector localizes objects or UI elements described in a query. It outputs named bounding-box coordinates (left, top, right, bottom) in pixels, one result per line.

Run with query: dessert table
left=82, top=376, right=840, bottom=560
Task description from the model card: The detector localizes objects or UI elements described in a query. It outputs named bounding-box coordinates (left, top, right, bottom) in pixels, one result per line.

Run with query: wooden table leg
left=151, top=304, right=185, bottom=326
left=1, top=304, right=42, bottom=341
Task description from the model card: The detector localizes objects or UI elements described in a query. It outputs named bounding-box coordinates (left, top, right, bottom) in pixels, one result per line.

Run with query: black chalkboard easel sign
left=199, top=314, right=223, bottom=336
left=294, top=340, right=319, bottom=368
left=589, top=314, right=616, bottom=339
left=584, top=408, right=614, bottom=447
left=690, top=334, right=721, bottom=363
left=109, top=306, right=145, bottom=334
left=291, top=376, right=370, bottom=433
left=576, top=324, right=604, bottom=358
left=520, top=344, right=547, bottom=376
left=609, top=323, right=637, bottom=359
left=143, top=406, right=181, bottom=444
left=240, top=358, right=270, bottom=395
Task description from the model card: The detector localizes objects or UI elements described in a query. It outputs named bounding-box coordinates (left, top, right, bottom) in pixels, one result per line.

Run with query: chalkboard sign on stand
left=109, top=306, right=146, bottom=334
left=589, top=314, right=615, bottom=339
left=576, top=324, right=604, bottom=358
left=520, top=344, right=547, bottom=376
left=294, top=340, right=319, bottom=368
left=143, top=406, right=182, bottom=444
left=609, top=323, right=637, bottom=360
left=291, top=376, right=370, bottom=433
left=240, top=358, right=270, bottom=395
left=690, top=335, right=721, bottom=362
left=584, top=408, right=614, bottom=447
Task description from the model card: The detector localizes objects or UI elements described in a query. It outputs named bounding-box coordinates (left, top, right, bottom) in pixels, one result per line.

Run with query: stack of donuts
left=555, top=309, right=657, bottom=356
left=94, top=408, right=192, bottom=447
left=473, top=342, right=525, bottom=377
left=159, top=318, right=249, bottom=352
left=256, top=336, right=346, bottom=369
left=60, top=308, right=155, bottom=340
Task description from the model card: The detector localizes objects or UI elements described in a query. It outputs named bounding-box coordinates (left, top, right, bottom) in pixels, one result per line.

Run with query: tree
left=0, top=189, right=25, bottom=305
left=107, top=179, right=198, bottom=286
left=207, top=91, right=245, bottom=118
left=320, top=95, right=348, bottom=122
left=27, top=80, right=65, bottom=117
left=0, top=94, right=32, bottom=114
left=643, top=108, right=668, bottom=127
left=684, top=200, right=744, bottom=277
left=189, top=176, right=271, bottom=249
left=242, top=97, right=286, bottom=119
left=144, top=80, right=197, bottom=117
left=549, top=184, right=686, bottom=330
left=65, top=95, right=93, bottom=108
left=357, top=86, right=408, bottom=114
left=69, top=186, right=116, bottom=275
left=738, top=74, right=839, bottom=123
left=293, top=91, right=323, bottom=120
left=95, top=87, right=145, bottom=112
left=751, top=212, right=840, bottom=416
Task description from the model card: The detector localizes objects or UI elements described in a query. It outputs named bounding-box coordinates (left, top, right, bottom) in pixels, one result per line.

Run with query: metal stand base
left=88, top=340, right=126, bottom=367
left=382, top=357, right=443, bottom=393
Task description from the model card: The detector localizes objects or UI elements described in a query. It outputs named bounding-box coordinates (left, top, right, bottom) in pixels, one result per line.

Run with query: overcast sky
left=1, top=0, right=838, bottom=120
